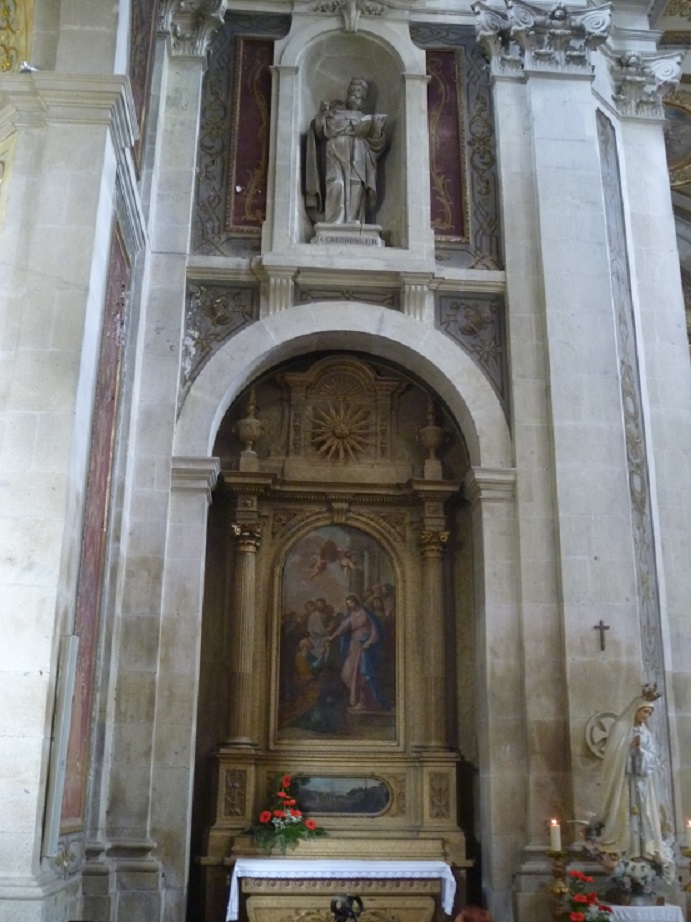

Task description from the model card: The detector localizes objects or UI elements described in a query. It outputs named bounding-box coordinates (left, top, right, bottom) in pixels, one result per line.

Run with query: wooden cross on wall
left=593, top=619, right=610, bottom=651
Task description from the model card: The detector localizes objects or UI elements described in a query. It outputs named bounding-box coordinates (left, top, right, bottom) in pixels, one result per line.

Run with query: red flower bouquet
left=247, top=774, right=326, bottom=855
left=559, top=870, right=613, bottom=922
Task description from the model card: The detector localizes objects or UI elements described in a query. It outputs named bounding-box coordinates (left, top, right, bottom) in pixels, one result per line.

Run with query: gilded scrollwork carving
left=388, top=773, right=407, bottom=816
left=429, top=772, right=451, bottom=819
left=223, top=769, right=248, bottom=817
left=0, top=0, right=32, bottom=73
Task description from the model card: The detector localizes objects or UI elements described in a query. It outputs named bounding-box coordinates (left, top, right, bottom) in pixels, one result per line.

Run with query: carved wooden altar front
left=197, top=356, right=472, bottom=922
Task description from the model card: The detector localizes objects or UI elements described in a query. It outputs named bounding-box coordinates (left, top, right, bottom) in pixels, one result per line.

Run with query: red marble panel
left=427, top=49, right=468, bottom=241
left=129, top=0, right=157, bottom=171
left=60, top=227, right=129, bottom=832
left=226, top=38, right=273, bottom=232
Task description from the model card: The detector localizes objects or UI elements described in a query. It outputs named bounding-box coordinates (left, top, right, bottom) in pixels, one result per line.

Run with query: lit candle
left=550, top=818, right=562, bottom=852
left=686, top=820, right=691, bottom=850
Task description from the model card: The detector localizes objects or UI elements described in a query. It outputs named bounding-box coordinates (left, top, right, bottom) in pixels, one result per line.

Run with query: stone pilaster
left=263, top=65, right=300, bottom=252
left=598, top=47, right=691, bottom=836
left=0, top=72, right=137, bottom=922
left=463, top=467, right=522, bottom=922
left=103, top=15, right=223, bottom=922
left=402, top=73, right=435, bottom=259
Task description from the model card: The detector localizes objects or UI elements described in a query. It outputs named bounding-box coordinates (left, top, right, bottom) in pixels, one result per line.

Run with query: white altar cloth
left=610, top=907, right=684, bottom=922
left=226, top=859, right=457, bottom=921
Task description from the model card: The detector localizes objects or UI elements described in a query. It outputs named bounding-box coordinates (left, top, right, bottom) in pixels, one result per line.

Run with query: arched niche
left=267, top=21, right=430, bottom=250
left=294, top=31, right=405, bottom=242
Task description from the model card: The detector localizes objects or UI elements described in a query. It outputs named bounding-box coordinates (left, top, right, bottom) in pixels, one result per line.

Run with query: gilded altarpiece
left=194, top=357, right=473, bottom=922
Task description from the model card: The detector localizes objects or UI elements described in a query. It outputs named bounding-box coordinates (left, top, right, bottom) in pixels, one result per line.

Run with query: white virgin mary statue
left=599, top=692, right=674, bottom=877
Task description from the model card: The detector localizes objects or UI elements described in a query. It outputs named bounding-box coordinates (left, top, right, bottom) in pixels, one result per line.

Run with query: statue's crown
left=642, top=683, right=662, bottom=702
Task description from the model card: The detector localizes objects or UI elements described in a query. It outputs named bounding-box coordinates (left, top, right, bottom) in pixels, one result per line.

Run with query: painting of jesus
left=276, top=524, right=396, bottom=742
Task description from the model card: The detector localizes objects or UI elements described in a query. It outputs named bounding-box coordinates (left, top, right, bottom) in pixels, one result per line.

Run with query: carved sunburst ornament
left=311, top=401, right=372, bottom=461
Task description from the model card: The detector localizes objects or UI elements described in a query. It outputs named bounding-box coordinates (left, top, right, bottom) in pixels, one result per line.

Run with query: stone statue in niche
left=305, top=77, right=387, bottom=244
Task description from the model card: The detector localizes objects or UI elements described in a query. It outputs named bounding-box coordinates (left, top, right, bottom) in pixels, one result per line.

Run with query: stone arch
left=174, top=304, right=511, bottom=468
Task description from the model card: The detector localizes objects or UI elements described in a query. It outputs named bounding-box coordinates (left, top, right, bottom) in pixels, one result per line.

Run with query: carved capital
left=472, top=2, right=522, bottom=78
left=419, top=530, right=450, bottom=557
left=230, top=522, right=262, bottom=551
left=474, top=0, right=611, bottom=77
left=606, top=49, right=682, bottom=119
left=159, top=0, right=228, bottom=59
left=508, top=0, right=611, bottom=74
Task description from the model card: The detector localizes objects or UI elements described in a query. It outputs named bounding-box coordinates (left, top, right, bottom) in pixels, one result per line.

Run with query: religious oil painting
left=293, top=776, right=390, bottom=815
left=277, top=524, right=396, bottom=742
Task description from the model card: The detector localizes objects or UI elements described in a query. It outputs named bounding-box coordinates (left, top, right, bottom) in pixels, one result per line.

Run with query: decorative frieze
left=473, top=0, right=611, bottom=77
left=182, top=282, right=258, bottom=396
left=159, top=0, right=228, bottom=59
left=313, top=0, right=387, bottom=33
left=606, top=49, right=682, bottom=119
left=296, top=286, right=400, bottom=309
left=437, top=292, right=508, bottom=415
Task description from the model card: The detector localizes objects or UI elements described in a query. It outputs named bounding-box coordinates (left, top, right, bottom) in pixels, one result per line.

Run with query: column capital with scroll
left=159, top=0, right=229, bottom=60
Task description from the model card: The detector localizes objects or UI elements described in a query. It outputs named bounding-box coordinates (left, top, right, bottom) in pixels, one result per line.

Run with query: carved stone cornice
left=0, top=73, right=137, bottom=148
left=158, top=0, right=228, bottom=59
left=473, top=0, right=611, bottom=78
left=604, top=48, right=682, bottom=120
left=463, top=467, right=516, bottom=505
left=171, top=456, right=221, bottom=503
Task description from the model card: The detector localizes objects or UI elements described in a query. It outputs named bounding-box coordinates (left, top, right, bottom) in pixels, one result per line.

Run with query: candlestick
left=550, top=818, right=562, bottom=852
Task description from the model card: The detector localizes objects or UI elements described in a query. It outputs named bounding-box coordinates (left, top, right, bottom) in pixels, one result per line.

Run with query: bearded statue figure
left=306, top=77, right=387, bottom=226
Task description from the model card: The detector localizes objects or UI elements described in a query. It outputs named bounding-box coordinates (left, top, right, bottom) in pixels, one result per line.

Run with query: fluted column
left=227, top=523, right=262, bottom=747
left=418, top=529, right=449, bottom=749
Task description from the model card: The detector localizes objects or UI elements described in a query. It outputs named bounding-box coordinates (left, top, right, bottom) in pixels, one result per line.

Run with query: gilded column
left=419, top=528, right=450, bottom=749
left=228, top=522, right=262, bottom=746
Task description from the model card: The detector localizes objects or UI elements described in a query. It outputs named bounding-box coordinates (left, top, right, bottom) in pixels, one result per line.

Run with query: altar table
left=226, top=859, right=457, bottom=921
left=610, top=907, right=684, bottom=922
